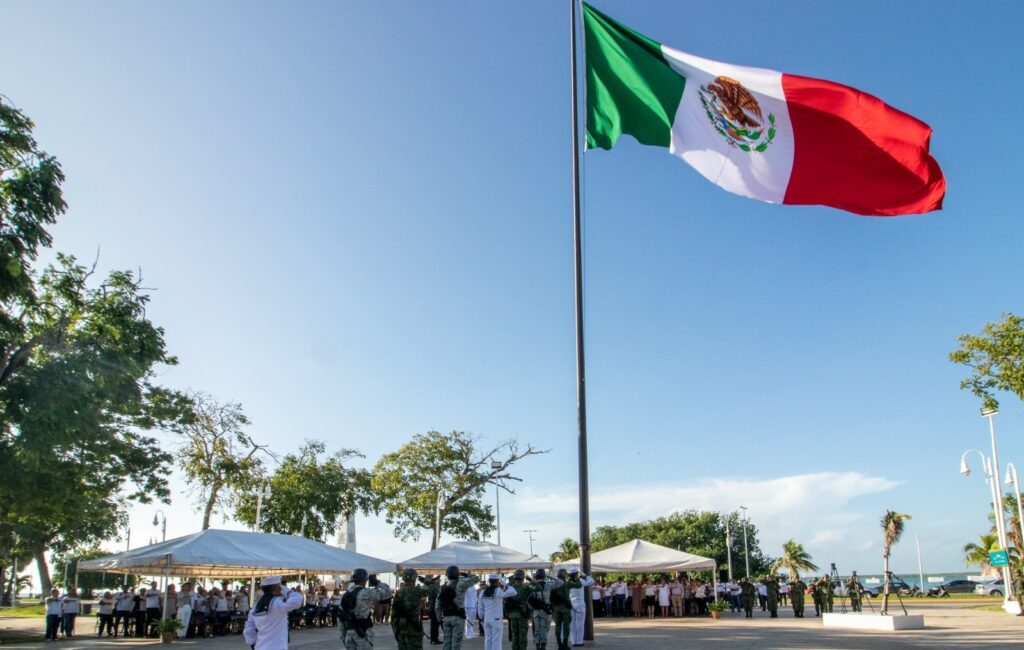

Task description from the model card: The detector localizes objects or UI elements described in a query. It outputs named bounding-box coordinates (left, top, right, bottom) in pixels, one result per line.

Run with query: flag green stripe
left=583, top=3, right=685, bottom=150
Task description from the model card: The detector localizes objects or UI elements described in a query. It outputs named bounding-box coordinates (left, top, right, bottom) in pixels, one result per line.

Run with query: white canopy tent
left=399, top=540, right=550, bottom=572
left=557, top=539, right=716, bottom=574
left=79, top=528, right=396, bottom=578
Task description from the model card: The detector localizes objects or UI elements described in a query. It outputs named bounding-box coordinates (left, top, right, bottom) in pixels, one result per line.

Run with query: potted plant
left=157, top=618, right=182, bottom=644
left=708, top=598, right=730, bottom=619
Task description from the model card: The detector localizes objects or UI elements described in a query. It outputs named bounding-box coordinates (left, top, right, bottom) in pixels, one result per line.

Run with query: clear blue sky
left=3, top=0, right=1023, bottom=575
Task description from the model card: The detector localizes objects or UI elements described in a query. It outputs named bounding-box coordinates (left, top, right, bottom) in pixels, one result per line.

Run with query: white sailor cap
left=568, top=567, right=579, bottom=574
left=488, top=573, right=500, bottom=581
left=260, top=575, right=282, bottom=587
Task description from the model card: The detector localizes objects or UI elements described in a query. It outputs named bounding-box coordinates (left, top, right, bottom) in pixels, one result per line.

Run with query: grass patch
left=971, top=604, right=1009, bottom=613
left=0, top=604, right=45, bottom=619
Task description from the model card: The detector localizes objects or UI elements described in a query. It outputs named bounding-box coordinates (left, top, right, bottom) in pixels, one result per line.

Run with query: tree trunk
left=881, top=553, right=890, bottom=615
left=201, top=487, right=220, bottom=530
left=1, top=566, right=9, bottom=606
left=35, top=548, right=52, bottom=595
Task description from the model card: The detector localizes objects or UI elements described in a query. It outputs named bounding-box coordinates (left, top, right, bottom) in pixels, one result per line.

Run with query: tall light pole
left=725, top=514, right=734, bottom=582
left=123, top=527, right=131, bottom=587
left=491, top=460, right=503, bottom=546
left=739, top=506, right=751, bottom=579
left=524, top=529, right=538, bottom=557
left=980, top=406, right=1015, bottom=601
left=152, top=510, right=167, bottom=543
left=961, top=449, right=1014, bottom=600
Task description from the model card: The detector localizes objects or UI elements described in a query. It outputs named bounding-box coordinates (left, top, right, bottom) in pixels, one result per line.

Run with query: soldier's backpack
left=438, top=584, right=466, bottom=618
left=549, top=586, right=570, bottom=608
left=340, top=586, right=372, bottom=634
left=527, top=589, right=552, bottom=614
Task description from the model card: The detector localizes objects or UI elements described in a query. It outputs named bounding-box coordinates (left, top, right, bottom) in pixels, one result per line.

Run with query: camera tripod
left=829, top=563, right=847, bottom=614
left=881, top=571, right=909, bottom=615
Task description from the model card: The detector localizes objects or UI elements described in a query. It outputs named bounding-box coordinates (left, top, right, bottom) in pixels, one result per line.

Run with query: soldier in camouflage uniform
left=820, top=576, right=834, bottom=614
left=809, top=579, right=821, bottom=616
left=525, top=569, right=562, bottom=650
left=846, top=574, right=863, bottom=613
left=392, top=568, right=439, bottom=650
left=505, top=570, right=532, bottom=650
left=340, top=568, right=383, bottom=650
left=549, top=569, right=582, bottom=650
left=789, top=578, right=806, bottom=618
left=434, top=565, right=479, bottom=650
left=739, top=578, right=755, bottom=618
left=764, top=575, right=779, bottom=618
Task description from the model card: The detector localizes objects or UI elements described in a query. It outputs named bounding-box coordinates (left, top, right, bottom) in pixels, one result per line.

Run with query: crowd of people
left=587, top=577, right=718, bottom=618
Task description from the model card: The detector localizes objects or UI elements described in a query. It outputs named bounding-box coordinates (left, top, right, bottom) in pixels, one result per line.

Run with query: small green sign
left=990, top=550, right=1010, bottom=567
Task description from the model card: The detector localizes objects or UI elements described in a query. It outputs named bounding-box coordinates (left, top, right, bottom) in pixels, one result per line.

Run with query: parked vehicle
left=975, top=580, right=1005, bottom=597
left=927, top=579, right=977, bottom=597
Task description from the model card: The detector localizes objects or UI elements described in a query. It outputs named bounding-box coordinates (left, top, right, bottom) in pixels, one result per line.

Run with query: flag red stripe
left=781, top=74, right=945, bottom=216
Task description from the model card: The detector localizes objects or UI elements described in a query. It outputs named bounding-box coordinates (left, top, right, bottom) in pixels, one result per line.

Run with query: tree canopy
left=950, top=313, right=1024, bottom=411
left=771, top=539, right=819, bottom=579
left=235, top=440, right=372, bottom=540
left=371, top=430, right=546, bottom=548
left=0, top=101, right=184, bottom=594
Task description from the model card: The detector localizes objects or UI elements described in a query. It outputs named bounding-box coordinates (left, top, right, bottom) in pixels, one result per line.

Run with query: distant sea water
left=849, top=571, right=996, bottom=589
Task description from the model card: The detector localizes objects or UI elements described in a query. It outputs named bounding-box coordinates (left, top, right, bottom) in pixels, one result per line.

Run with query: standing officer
left=765, top=576, right=779, bottom=618
left=739, top=578, right=755, bottom=619
left=820, top=576, right=834, bottom=614
left=809, top=579, right=821, bottom=616
left=243, top=576, right=304, bottom=650
left=340, top=568, right=384, bottom=650
left=505, top=570, right=531, bottom=650
left=477, top=574, right=516, bottom=650
left=526, top=568, right=562, bottom=650
left=789, top=577, right=806, bottom=618
left=846, top=573, right=863, bottom=613
left=392, top=568, right=439, bottom=650
left=566, top=568, right=593, bottom=647
left=549, top=569, right=581, bottom=650
left=435, top=565, right=479, bottom=650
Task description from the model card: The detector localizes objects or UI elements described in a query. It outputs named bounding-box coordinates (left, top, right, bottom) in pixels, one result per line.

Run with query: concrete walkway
left=3, top=603, right=1021, bottom=649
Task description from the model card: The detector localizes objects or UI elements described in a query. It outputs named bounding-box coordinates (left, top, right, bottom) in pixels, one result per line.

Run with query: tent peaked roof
left=399, top=540, right=549, bottom=571
left=78, top=528, right=395, bottom=578
left=560, top=539, right=716, bottom=572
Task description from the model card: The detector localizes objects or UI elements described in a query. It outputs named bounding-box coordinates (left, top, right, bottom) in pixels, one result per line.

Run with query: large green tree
left=950, top=313, right=1024, bottom=411
left=0, top=100, right=184, bottom=595
left=172, top=392, right=271, bottom=530
left=371, top=431, right=546, bottom=548
left=590, top=510, right=774, bottom=577
left=235, top=440, right=372, bottom=540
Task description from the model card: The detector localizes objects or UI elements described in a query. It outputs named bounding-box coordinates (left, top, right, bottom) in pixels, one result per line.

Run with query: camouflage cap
left=402, top=568, right=417, bottom=581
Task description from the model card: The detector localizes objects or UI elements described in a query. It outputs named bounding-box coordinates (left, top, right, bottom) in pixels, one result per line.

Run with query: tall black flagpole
left=569, top=0, right=594, bottom=642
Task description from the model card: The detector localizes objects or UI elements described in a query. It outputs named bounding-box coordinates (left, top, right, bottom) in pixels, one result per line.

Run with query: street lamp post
left=152, top=510, right=168, bottom=619
left=980, top=407, right=1015, bottom=602
left=725, top=514, right=734, bottom=582
left=524, top=529, right=538, bottom=557
left=491, top=460, right=503, bottom=546
left=961, top=449, right=1014, bottom=601
left=740, top=506, right=751, bottom=579
left=123, top=527, right=131, bottom=587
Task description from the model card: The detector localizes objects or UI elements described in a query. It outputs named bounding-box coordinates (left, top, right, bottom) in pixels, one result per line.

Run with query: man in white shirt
left=61, top=588, right=81, bottom=638
left=476, top=574, right=516, bottom=650
left=244, top=576, right=303, bottom=650
left=97, top=591, right=116, bottom=637
left=669, top=579, right=683, bottom=617
left=568, top=568, right=594, bottom=647
left=114, top=587, right=134, bottom=636
left=144, top=582, right=162, bottom=632
left=44, top=589, right=62, bottom=641
left=612, top=580, right=627, bottom=617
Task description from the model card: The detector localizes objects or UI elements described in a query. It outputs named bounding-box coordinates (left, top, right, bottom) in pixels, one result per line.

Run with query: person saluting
left=243, top=576, right=303, bottom=650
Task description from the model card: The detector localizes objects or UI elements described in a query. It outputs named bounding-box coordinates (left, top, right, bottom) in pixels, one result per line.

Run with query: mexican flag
left=583, top=3, right=945, bottom=216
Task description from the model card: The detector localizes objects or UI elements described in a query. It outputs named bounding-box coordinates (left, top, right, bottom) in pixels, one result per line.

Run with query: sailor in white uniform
left=243, top=576, right=303, bottom=650
left=476, top=574, right=516, bottom=650
left=568, top=567, right=594, bottom=647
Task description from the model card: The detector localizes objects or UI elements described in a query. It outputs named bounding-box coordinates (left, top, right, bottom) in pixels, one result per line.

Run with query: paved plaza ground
left=3, top=602, right=1022, bottom=649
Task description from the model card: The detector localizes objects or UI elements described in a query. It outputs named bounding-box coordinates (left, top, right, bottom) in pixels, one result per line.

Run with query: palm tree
left=549, top=538, right=580, bottom=563
left=880, top=511, right=911, bottom=615
left=963, top=533, right=1000, bottom=572
left=771, top=539, right=819, bottom=580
